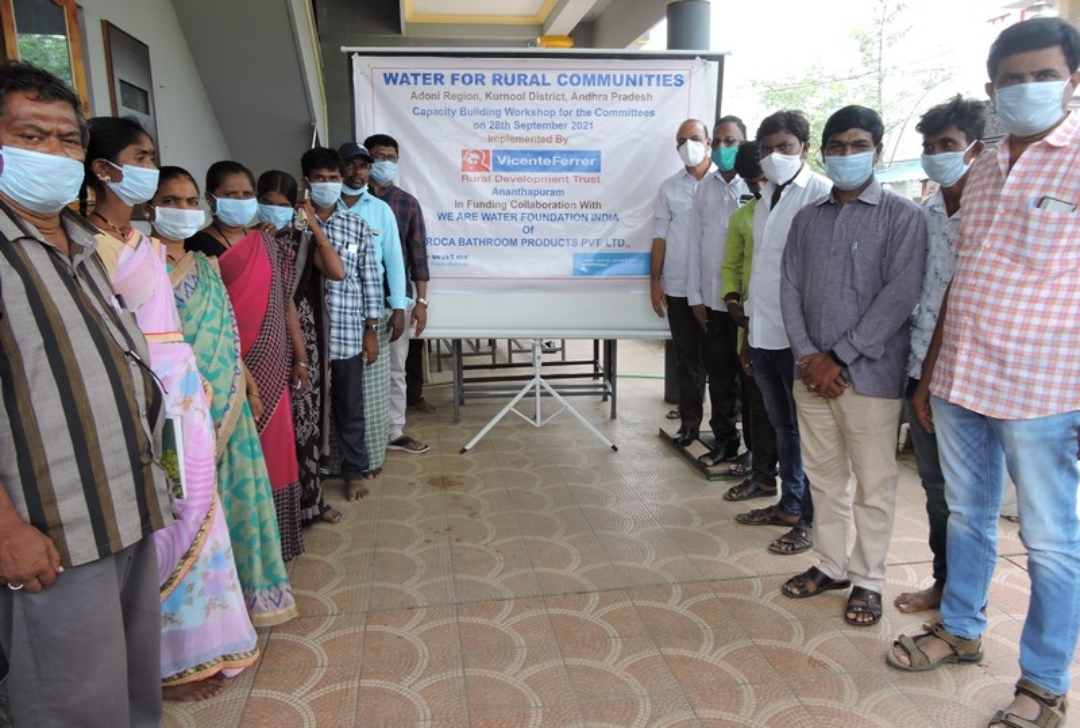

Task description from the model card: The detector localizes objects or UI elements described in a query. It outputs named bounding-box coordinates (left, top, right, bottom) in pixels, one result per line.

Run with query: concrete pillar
left=663, top=0, right=710, bottom=406
left=666, top=0, right=710, bottom=51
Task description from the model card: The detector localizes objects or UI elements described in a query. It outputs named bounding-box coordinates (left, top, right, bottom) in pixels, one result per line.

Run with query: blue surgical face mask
left=370, top=160, right=398, bottom=184
left=257, top=203, right=294, bottom=230
left=994, top=80, right=1070, bottom=137
left=343, top=183, right=368, bottom=197
left=711, top=145, right=738, bottom=172
left=105, top=161, right=159, bottom=206
left=152, top=207, right=206, bottom=241
left=824, top=150, right=875, bottom=191
left=920, top=144, right=974, bottom=188
left=0, top=146, right=84, bottom=214
left=212, top=195, right=257, bottom=227
left=308, top=181, right=342, bottom=208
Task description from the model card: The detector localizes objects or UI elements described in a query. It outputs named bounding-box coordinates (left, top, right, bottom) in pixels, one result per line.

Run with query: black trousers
left=330, top=353, right=370, bottom=480
left=745, top=368, right=779, bottom=485
left=406, top=338, right=425, bottom=405
left=665, top=295, right=705, bottom=431
left=702, top=307, right=741, bottom=450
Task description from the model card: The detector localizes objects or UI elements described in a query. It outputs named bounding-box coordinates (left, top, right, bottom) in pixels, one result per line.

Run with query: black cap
left=338, top=142, right=373, bottom=162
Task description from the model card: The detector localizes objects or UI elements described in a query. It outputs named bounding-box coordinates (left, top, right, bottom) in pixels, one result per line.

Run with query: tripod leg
left=537, top=377, right=617, bottom=451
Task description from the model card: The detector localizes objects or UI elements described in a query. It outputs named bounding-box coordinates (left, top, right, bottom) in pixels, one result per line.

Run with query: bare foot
left=346, top=479, right=370, bottom=501
left=989, top=693, right=1044, bottom=726
left=894, top=586, right=941, bottom=613
left=162, top=675, right=231, bottom=702
left=890, top=622, right=955, bottom=667
left=321, top=506, right=344, bottom=524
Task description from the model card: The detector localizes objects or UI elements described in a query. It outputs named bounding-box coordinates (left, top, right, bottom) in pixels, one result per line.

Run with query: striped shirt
left=933, top=112, right=1080, bottom=419
left=372, top=184, right=430, bottom=299
left=0, top=205, right=172, bottom=568
left=321, top=207, right=383, bottom=360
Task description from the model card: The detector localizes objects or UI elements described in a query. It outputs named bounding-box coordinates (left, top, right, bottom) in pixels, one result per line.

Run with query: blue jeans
left=750, top=347, right=812, bottom=526
left=905, top=378, right=948, bottom=592
left=933, top=396, right=1080, bottom=695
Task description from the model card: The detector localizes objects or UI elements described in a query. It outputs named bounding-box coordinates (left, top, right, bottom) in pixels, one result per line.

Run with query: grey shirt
left=780, top=178, right=927, bottom=399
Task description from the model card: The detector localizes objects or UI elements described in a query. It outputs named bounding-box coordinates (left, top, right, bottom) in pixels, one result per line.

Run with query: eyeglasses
left=371, top=153, right=398, bottom=162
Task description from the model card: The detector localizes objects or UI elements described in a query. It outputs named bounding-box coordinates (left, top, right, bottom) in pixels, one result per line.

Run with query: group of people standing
left=0, top=58, right=431, bottom=726
left=653, top=17, right=1080, bottom=728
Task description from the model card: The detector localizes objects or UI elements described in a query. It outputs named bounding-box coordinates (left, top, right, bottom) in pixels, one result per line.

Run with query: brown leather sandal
left=886, top=622, right=983, bottom=672
left=989, top=679, right=1068, bottom=728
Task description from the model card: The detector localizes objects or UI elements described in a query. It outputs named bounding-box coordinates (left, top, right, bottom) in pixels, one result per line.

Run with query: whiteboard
left=350, top=49, right=723, bottom=340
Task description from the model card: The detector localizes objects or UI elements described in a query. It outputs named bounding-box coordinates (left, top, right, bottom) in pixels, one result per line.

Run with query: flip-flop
left=387, top=435, right=431, bottom=454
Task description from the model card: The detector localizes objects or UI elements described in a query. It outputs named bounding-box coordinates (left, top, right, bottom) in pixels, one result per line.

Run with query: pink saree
left=218, top=230, right=303, bottom=561
left=100, top=230, right=258, bottom=685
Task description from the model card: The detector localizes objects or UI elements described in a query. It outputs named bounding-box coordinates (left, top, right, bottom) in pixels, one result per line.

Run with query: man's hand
left=739, top=339, right=753, bottom=377
left=388, top=310, right=405, bottom=342
left=362, top=329, right=380, bottom=365
left=412, top=302, right=428, bottom=337
left=912, top=378, right=934, bottom=433
left=291, top=363, right=310, bottom=393
left=691, top=304, right=708, bottom=331
left=0, top=514, right=63, bottom=594
left=650, top=281, right=667, bottom=318
left=796, top=352, right=849, bottom=399
left=726, top=299, right=748, bottom=327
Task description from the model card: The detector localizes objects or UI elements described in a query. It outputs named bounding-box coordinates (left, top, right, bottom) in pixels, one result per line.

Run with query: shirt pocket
left=848, top=232, right=886, bottom=307
left=1005, top=207, right=1080, bottom=273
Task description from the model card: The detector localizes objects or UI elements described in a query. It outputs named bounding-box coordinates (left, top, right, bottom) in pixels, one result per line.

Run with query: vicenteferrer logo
left=461, top=149, right=491, bottom=172
left=491, top=150, right=602, bottom=174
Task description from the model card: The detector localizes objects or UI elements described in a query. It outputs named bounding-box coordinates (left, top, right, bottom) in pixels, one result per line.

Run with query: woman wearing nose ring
left=82, top=117, right=257, bottom=701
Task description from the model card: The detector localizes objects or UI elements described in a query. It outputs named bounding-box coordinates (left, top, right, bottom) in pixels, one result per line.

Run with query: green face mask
left=712, top=145, right=738, bottom=172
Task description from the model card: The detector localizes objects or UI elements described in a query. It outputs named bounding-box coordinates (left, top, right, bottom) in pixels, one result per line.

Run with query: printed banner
left=353, top=55, right=715, bottom=294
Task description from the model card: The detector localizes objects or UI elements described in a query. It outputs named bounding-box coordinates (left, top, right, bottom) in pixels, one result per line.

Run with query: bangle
left=316, top=238, right=331, bottom=248
left=297, top=360, right=311, bottom=370
left=249, top=392, right=261, bottom=400
left=416, top=297, right=428, bottom=306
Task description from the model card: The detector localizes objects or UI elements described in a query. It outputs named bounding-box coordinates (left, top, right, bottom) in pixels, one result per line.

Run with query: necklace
left=212, top=221, right=245, bottom=247
left=92, top=210, right=130, bottom=240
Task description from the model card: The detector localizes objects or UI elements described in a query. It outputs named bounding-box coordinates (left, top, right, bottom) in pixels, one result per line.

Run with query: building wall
left=78, top=0, right=229, bottom=186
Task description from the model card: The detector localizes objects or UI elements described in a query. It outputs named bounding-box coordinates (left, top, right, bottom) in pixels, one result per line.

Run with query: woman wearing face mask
left=255, top=170, right=346, bottom=526
left=186, top=161, right=309, bottom=562
left=82, top=118, right=257, bottom=701
left=151, top=166, right=298, bottom=628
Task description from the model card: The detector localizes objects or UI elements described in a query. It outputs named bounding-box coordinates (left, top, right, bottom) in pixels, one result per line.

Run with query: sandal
left=735, top=504, right=799, bottom=527
left=724, top=478, right=777, bottom=502
left=782, top=566, right=851, bottom=599
left=844, top=586, right=883, bottom=626
left=989, top=679, right=1068, bottom=728
left=665, top=407, right=681, bottom=420
left=387, top=435, right=430, bottom=454
left=886, top=622, right=983, bottom=672
left=769, top=527, right=812, bottom=555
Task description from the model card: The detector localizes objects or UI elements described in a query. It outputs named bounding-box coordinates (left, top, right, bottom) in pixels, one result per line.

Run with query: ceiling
left=399, top=0, right=618, bottom=36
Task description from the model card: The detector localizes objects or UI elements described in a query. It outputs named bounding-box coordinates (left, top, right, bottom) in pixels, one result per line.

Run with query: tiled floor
left=162, top=339, right=1079, bottom=728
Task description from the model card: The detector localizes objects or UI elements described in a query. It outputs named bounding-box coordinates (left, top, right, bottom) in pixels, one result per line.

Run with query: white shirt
left=653, top=164, right=714, bottom=298
left=687, top=171, right=748, bottom=308
left=746, top=163, right=831, bottom=350
left=907, top=190, right=961, bottom=379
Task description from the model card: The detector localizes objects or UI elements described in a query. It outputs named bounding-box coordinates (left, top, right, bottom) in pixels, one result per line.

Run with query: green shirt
left=721, top=197, right=757, bottom=300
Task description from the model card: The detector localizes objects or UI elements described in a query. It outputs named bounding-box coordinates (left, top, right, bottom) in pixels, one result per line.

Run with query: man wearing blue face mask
left=337, top=142, right=427, bottom=468
left=891, top=18, right=1080, bottom=728
left=0, top=62, right=173, bottom=727
left=893, top=95, right=986, bottom=617
left=778, top=105, right=926, bottom=629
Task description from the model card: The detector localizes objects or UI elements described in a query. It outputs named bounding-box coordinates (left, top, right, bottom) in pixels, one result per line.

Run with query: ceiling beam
left=543, top=0, right=600, bottom=36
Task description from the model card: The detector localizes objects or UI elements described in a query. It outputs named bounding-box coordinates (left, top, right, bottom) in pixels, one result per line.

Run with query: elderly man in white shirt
left=687, top=115, right=750, bottom=467
left=735, top=110, right=832, bottom=557
left=650, top=118, right=715, bottom=447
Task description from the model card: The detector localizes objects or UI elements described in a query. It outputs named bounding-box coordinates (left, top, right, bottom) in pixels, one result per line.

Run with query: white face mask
left=994, top=80, right=1070, bottom=137
left=920, top=143, right=975, bottom=188
left=152, top=207, right=206, bottom=241
left=760, top=152, right=803, bottom=185
left=677, top=139, right=708, bottom=167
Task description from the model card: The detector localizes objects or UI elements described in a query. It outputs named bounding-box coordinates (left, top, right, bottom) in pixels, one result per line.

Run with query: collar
left=819, top=176, right=882, bottom=207
left=999, top=111, right=1080, bottom=162
left=683, top=162, right=716, bottom=181
left=0, top=203, right=96, bottom=259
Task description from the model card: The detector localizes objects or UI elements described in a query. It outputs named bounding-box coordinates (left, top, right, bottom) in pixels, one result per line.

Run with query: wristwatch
left=416, top=297, right=429, bottom=307
left=364, top=322, right=379, bottom=333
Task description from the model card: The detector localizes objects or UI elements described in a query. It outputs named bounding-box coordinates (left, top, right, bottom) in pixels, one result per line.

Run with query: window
left=0, top=0, right=90, bottom=109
